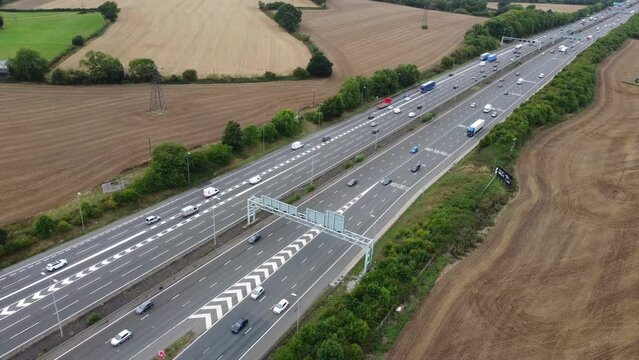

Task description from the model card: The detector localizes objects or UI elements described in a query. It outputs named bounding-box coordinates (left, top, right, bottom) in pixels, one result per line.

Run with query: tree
left=395, top=64, right=420, bottom=88
left=0, top=228, right=7, bottom=246
left=222, top=121, right=244, bottom=152
left=306, top=51, right=333, bottom=78
left=98, top=1, right=120, bottom=22
left=319, top=96, right=344, bottom=120
left=72, top=35, right=85, bottom=46
left=206, top=144, right=233, bottom=168
left=80, top=51, right=125, bottom=83
left=128, top=58, right=156, bottom=82
left=338, top=77, right=363, bottom=110
left=262, top=123, right=279, bottom=143
left=274, top=3, right=302, bottom=32
left=292, top=66, right=310, bottom=79
left=33, top=214, right=56, bottom=239
left=317, top=338, right=344, bottom=360
left=271, top=109, right=300, bottom=137
left=370, top=68, right=399, bottom=96
left=182, top=69, right=197, bottom=82
left=243, top=125, right=260, bottom=146
left=150, top=143, right=189, bottom=188
left=7, top=49, right=49, bottom=82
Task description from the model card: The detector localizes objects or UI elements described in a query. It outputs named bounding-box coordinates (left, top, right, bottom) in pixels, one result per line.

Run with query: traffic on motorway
left=0, top=4, right=635, bottom=359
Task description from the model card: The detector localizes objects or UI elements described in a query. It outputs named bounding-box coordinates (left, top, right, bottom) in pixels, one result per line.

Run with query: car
left=517, top=78, right=524, bottom=85
left=510, top=58, right=515, bottom=62
left=410, top=164, right=421, bottom=173
left=491, top=111, right=498, bottom=118
left=367, top=112, right=375, bottom=120
left=135, top=300, right=154, bottom=314
left=203, top=186, right=219, bottom=198
left=380, top=177, right=392, bottom=186
left=416, top=104, right=423, bottom=109
left=408, top=112, right=416, bottom=118
left=250, top=286, right=265, bottom=300
left=388, top=104, right=394, bottom=110
left=541, top=52, right=545, bottom=55
left=322, top=135, right=332, bottom=142
left=371, top=128, right=380, bottom=135
left=470, top=102, right=477, bottom=108
left=515, top=71, right=521, bottom=76
left=291, top=141, right=304, bottom=150
left=515, top=54, right=521, bottom=58
left=498, top=83, right=503, bottom=88
left=370, top=121, right=377, bottom=127
left=46, top=259, right=67, bottom=272
left=493, top=64, right=498, bottom=68
left=145, top=215, right=160, bottom=225
left=110, top=330, right=132, bottom=347
left=482, top=74, right=487, bottom=78
left=273, top=299, right=289, bottom=314
left=472, top=76, right=477, bottom=80
left=410, top=146, right=419, bottom=154
left=538, top=73, right=545, bottom=78
left=247, top=233, right=262, bottom=244
left=503, top=91, right=509, bottom=95
left=448, top=72, right=455, bottom=77
left=403, top=94, right=410, bottom=100
left=453, top=84, right=458, bottom=89
left=347, top=179, right=358, bottom=187
left=231, top=318, right=248, bottom=334
left=393, top=107, right=401, bottom=114
left=249, top=175, right=262, bottom=185
left=492, top=68, right=497, bottom=72
left=499, top=78, right=505, bottom=82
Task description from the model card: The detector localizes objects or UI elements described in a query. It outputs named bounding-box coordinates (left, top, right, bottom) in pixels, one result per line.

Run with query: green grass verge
left=152, top=331, right=195, bottom=360
left=0, top=11, right=106, bottom=61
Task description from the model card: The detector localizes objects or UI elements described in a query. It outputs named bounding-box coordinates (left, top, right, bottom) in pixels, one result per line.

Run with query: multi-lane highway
left=1, top=4, right=635, bottom=359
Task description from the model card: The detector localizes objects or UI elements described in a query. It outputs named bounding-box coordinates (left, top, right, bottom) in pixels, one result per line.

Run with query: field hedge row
left=271, top=13, right=639, bottom=360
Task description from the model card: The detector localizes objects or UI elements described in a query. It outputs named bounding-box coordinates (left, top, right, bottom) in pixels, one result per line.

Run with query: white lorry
left=466, top=119, right=485, bottom=137
left=483, top=104, right=492, bottom=113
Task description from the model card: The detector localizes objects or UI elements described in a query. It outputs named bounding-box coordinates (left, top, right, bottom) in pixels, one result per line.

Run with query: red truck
left=376, top=97, right=392, bottom=109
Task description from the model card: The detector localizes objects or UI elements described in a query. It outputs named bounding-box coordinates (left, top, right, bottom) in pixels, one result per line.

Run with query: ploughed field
left=0, top=0, right=481, bottom=224
left=5, top=0, right=316, bottom=76
left=386, top=40, right=639, bottom=360
left=487, top=2, right=587, bottom=12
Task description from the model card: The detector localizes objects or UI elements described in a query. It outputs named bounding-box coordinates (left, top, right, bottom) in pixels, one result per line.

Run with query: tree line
left=371, top=0, right=490, bottom=16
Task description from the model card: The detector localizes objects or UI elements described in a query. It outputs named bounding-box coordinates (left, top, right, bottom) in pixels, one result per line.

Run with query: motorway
left=1, top=4, right=635, bottom=360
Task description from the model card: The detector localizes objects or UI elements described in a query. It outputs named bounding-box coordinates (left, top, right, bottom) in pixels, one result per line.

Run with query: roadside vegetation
left=271, top=13, right=639, bottom=360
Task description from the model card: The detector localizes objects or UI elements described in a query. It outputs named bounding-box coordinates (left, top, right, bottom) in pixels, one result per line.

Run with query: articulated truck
left=467, top=119, right=485, bottom=137
left=420, top=81, right=436, bottom=93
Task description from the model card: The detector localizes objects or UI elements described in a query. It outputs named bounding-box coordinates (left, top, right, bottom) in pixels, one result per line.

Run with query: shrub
left=0, top=15, right=4, bottom=29
left=354, top=154, right=365, bottom=163
left=263, top=71, right=277, bottom=80
left=86, top=312, right=102, bottom=326
left=182, top=69, right=197, bottom=82
left=292, top=67, right=310, bottom=80
left=128, top=58, right=156, bottom=82
left=72, top=34, right=85, bottom=46
left=222, top=121, right=244, bottom=152
left=150, top=143, right=189, bottom=187
left=271, top=109, right=300, bottom=137
left=318, top=95, right=344, bottom=120
left=7, top=49, right=49, bottom=82
left=243, top=125, right=260, bottom=147
left=262, top=123, right=279, bottom=143
left=57, top=220, right=72, bottom=233
left=0, top=228, right=7, bottom=246
left=274, top=3, right=302, bottom=32
left=306, top=51, right=333, bottom=78
left=206, top=143, right=233, bottom=168
left=33, top=214, right=56, bottom=239
left=112, top=188, right=142, bottom=206
left=80, top=51, right=125, bottom=84
left=49, top=68, right=89, bottom=85
left=2, top=237, right=36, bottom=255
left=97, top=1, right=120, bottom=22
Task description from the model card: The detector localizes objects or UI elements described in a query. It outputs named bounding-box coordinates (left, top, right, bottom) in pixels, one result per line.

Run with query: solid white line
left=57, top=299, right=79, bottom=313
left=109, top=260, right=131, bottom=273
left=88, top=281, right=111, bottom=296
left=41, top=294, right=68, bottom=310
left=148, top=250, right=169, bottom=263
left=76, top=277, right=101, bottom=291
left=9, top=321, right=40, bottom=340
left=0, top=315, right=30, bottom=333
left=138, top=245, right=159, bottom=258
left=75, top=242, right=101, bottom=255
left=120, top=265, right=143, bottom=278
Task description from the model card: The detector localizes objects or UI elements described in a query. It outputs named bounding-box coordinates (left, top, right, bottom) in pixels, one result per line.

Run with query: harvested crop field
left=487, top=2, right=587, bottom=12
left=301, top=0, right=484, bottom=78
left=386, top=40, right=639, bottom=360
left=5, top=0, right=315, bottom=76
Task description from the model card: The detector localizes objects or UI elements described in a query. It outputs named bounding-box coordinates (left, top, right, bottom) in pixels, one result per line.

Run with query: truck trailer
left=467, top=119, right=485, bottom=137
left=480, top=52, right=490, bottom=61
left=420, top=81, right=436, bottom=93
left=487, top=54, right=497, bottom=62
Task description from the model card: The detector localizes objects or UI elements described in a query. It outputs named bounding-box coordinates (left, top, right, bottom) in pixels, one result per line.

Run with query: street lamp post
left=77, top=192, right=85, bottom=230
left=291, top=292, right=300, bottom=334
left=212, top=203, right=217, bottom=247
left=361, top=86, right=366, bottom=106
left=41, top=272, right=63, bottom=337
left=310, top=152, right=315, bottom=185
left=186, top=152, right=191, bottom=185
left=262, top=126, right=265, bottom=153
left=312, top=88, right=316, bottom=107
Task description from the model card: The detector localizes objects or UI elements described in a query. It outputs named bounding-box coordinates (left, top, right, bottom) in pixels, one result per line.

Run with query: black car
left=322, top=135, right=332, bottom=142
left=231, top=318, right=248, bottom=334
left=416, top=104, right=423, bottom=110
left=453, top=84, right=458, bottom=89
left=410, top=163, right=421, bottom=173
left=380, top=178, right=392, bottom=186
left=367, top=113, right=375, bottom=120
left=372, top=129, right=379, bottom=134
left=247, top=234, right=262, bottom=244
left=347, top=179, right=358, bottom=187
left=448, top=72, right=454, bottom=77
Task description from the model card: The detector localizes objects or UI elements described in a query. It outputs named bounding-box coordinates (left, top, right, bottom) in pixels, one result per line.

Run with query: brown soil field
left=301, top=0, right=483, bottom=78
left=5, top=0, right=316, bottom=76
left=386, top=40, right=639, bottom=360
left=0, top=0, right=481, bottom=225
left=487, top=1, right=587, bottom=12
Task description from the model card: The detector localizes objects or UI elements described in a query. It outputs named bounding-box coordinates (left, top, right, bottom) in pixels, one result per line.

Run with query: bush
left=7, top=49, right=49, bottom=82
left=292, top=66, right=310, bottom=80
left=2, top=237, right=36, bottom=255
left=86, top=312, right=102, bottom=326
left=262, top=123, right=279, bottom=143
left=33, top=214, right=56, bottom=239
left=354, top=154, right=365, bottom=163
left=206, top=143, right=233, bottom=168
left=273, top=3, right=302, bottom=32
left=318, top=95, right=344, bottom=120
left=128, top=58, right=156, bottom=82
left=150, top=143, right=189, bottom=187
left=307, top=51, right=333, bottom=78
left=72, top=34, right=85, bottom=46
left=0, top=15, right=4, bottom=29
left=182, top=69, right=197, bottom=82
left=49, top=68, right=89, bottom=85
left=80, top=51, right=125, bottom=84
left=98, top=1, right=120, bottom=21
left=57, top=220, right=72, bottom=233
left=112, top=188, right=142, bottom=206
left=222, top=121, right=244, bottom=152
left=263, top=71, right=277, bottom=80
left=271, top=109, right=300, bottom=137
left=243, top=125, right=260, bottom=147
left=0, top=228, right=7, bottom=246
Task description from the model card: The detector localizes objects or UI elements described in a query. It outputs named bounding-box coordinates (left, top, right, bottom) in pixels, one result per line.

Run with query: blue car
left=410, top=146, right=419, bottom=154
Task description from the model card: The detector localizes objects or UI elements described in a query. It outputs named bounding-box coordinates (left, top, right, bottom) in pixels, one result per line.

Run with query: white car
left=249, top=175, right=262, bottom=185
left=393, top=107, right=401, bottom=114
left=408, top=112, right=416, bottom=118
left=403, top=95, right=411, bottom=101
left=370, top=121, right=377, bottom=127
left=291, top=141, right=304, bottom=150
left=203, top=186, right=219, bottom=198
left=273, top=299, right=289, bottom=314
left=110, top=329, right=132, bottom=347
left=145, top=215, right=160, bottom=225
left=46, top=259, right=67, bottom=272
left=388, top=104, right=394, bottom=110
left=470, top=102, right=477, bottom=108
left=250, top=286, right=265, bottom=300
left=539, top=73, right=545, bottom=78
left=517, top=78, right=524, bottom=85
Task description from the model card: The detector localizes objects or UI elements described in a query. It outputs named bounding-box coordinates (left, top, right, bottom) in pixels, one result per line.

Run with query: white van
left=291, top=141, right=304, bottom=150
left=203, top=186, right=219, bottom=198
left=517, top=78, right=524, bottom=85
left=180, top=205, right=198, bottom=218
left=483, top=104, right=492, bottom=113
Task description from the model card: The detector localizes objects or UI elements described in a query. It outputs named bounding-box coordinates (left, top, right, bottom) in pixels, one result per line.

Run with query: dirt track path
left=386, top=40, right=639, bottom=360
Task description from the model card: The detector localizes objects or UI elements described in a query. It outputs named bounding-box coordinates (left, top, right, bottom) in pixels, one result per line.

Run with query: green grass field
left=0, top=11, right=107, bottom=61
